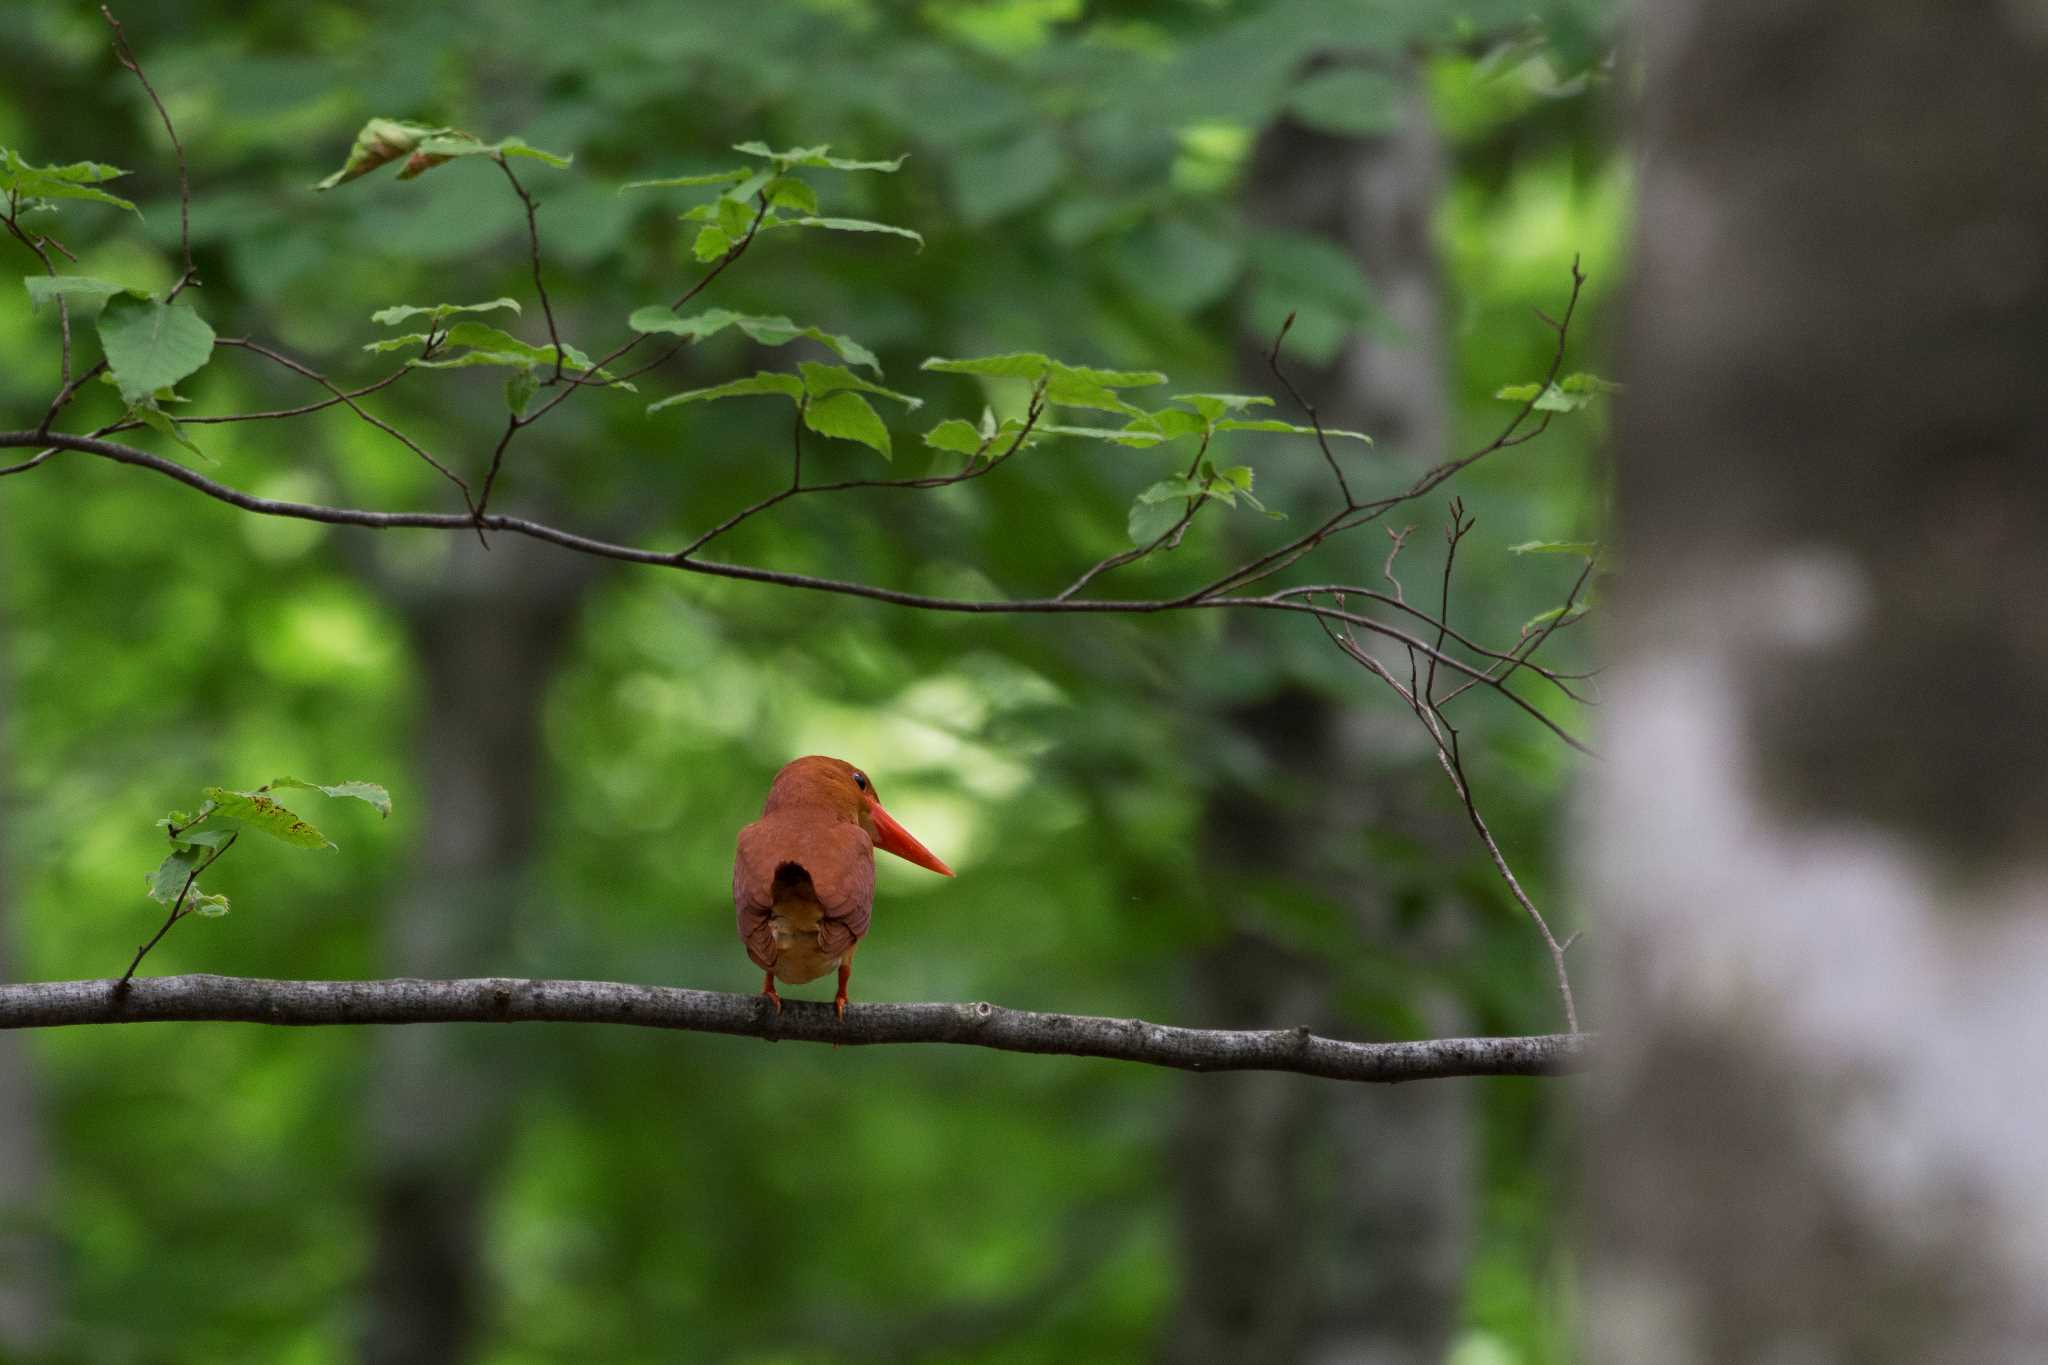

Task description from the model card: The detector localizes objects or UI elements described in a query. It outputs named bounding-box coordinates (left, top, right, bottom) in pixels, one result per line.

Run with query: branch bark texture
left=0, top=975, right=1587, bottom=1085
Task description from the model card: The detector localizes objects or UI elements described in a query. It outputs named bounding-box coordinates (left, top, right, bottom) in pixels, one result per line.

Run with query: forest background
left=0, top=1, right=1619, bottom=1361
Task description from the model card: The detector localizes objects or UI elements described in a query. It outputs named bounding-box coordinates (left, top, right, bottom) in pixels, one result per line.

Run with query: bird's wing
left=733, top=819, right=784, bottom=971
left=733, top=816, right=877, bottom=967
left=798, top=818, right=876, bottom=952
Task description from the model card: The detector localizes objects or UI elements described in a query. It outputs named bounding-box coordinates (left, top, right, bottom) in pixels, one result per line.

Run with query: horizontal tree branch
left=0, top=974, right=1590, bottom=1084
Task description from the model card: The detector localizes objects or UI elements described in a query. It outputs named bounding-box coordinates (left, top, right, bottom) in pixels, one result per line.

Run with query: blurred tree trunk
left=0, top=601, right=57, bottom=1355
left=359, top=537, right=597, bottom=1365
left=1590, top=2, right=2048, bottom=1361
left=1165, top=65, right=1471, bottom=1365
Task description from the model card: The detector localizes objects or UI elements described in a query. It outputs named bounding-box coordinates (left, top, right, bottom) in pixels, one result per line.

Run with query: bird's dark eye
left=852, top=771, right=868, bottom=791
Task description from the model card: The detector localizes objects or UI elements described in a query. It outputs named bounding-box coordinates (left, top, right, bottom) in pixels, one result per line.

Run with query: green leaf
left=733, top=142, right=908, bottom=173
left=97, top=296, right=215, bottom=404
left=716, top=195, right=755, bottom=239
left=0, top=148, right=139, bottom=214
left=404, top=132, right=571, bottom=174
left=24, top=275, right=146, bottom=315
left=1035, top=423, right=1169, bottom=448
left=803, top=391, right=892, bottom=458
left=264, top=777, right=393, bottom=818
left=505, top=369, right=538, bottom=417
left=199, top=787, right=334, bottom=849
left=399, top=322, right=624, bottom=383
left=692, top=224, right=734, bottom=262
left=146, top=845, right=207, bottom=906
left=1045, top=375, right=1152, bottom=417
left=1497, top=376, right=1621, bottom=414
left=762, top=176, right=818, bottom=214
left=370, top=297, right=520, bottom=327
left=1508, top=540, right=1599, bottom=557
left=798, top=361, right=919, bottom=408
left=1138, top=475, right=1212, bottom=504
left=189, top=889, right=231, bottom=918
left=1286, top=68, right=1405, bottom=136
left=922, top=352, right=1055, bottom=380
left=791, top=216, right=923, bottom=249
left=1522, top=602, right=1592, bottom=635
left=1560, top=371, right=1623, bottom=398
left=315, top=119, right=445, bottom=189
left=1177, top=393, right=1274, bottom=421
left=1213, top=418, right=1372, bottom=442
left=621, top=168, right=750, bottom=192
left=1127, top=494, right=1186, bottom=546
left=922, top=419, right=988, bottom=456
left=1125, top=408, right=1209, bottom=440
left=627, top=307, right=882, bottom=375
left=132, top=400, right=208, bottom=462
left=646, top=371, right=806, bottom=413
left=1055, top=364, right=1168, bottom=390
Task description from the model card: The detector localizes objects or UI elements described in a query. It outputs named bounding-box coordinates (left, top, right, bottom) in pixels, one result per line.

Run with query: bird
left=733, top=756, right=954, bottom=1016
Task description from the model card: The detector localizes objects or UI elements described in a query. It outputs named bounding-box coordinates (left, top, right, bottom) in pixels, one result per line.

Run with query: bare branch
left=0, top=974, right=1591, bottom=1084
left=102, top=6, right=195, bottom=297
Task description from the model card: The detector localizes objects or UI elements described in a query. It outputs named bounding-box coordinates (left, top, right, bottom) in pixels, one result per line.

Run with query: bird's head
left=762, top=755, right=955, bottom=877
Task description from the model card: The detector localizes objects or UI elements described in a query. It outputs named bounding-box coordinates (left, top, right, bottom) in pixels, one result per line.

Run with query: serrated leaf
left=1125, top=408, right=1209, bottom=440
left=265, top=777, right=393, bottom=818
left=189, top=890, right=231, bottom=917
left=1508, top=540, right=1600, bottom=557
left=1056, top=364, right=1168, bottom=390
left=798, top=361, right=919, bottom=408
left=762, top=176, right=818, bottom=214
left=315, top=119, right=445, bottom=189
left=692, top=224, right=734, bottom=262
left=370, top=297, right=520, bottom=327
left=734, top=142, right=908, bottom=173
left=792, top=216, right=923, bottom=249
left=1128, top=494, right=1186, bottom=546
left=506, top=368, right=538, bottom=416
left=716, top=195, right=755, bottom=239
left=1522, top=602, right=1592, bottom=635
left=0, top=148, right=139, bottom=214
left=802, top=390, right=892, bottom=458
left=922, top=352, right=1054, bottom=380
left=97, top=296, right=215, bottom=404
left=627, top=307, right=881, bottom=375
left=394, top=322, right=625, bottom=384
left=1559, top=371, right=1623, bottom=396
left=646, top=371, right=806, bottom=413
left=1495, top=380, right=1602, bottom=412
left=200, top=787, right=334, bottom=849
left=923, top=419, right=988, bottom=456
left=146, top=845, right=208, bottom=906
left=132, top=401, right=208, bottom=462
left=1034, top=423, right=1169, bottom=447
left=1044, top=373, right=1145, bottom=417
left=404, top=132, right=571, bottom=173
left=1177, top=393, right=1274, bottom=420
left=1138, top=475, right=1211, bottom=504
left=24, top=275, right=146, bottom=315
left=621, top=168, right=750, bottom=192
left=1213, top=418, right=1372, bottom=442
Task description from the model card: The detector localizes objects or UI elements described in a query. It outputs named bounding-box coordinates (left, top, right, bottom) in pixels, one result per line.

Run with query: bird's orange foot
left=833, top=992, right=847, bottom=1020
left=759, top=971, right=783, bottom=1015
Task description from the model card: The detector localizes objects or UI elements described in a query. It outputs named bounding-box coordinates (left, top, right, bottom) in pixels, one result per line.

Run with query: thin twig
left=118, top=831, right=234, bottom=986
left=103, top=6, right=195, bottom=298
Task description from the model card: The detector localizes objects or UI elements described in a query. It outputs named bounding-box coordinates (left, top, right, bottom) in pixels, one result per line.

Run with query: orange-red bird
left=733, top=756, right=954, bottom=1016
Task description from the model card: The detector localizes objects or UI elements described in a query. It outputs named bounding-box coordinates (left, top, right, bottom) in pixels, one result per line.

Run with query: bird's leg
left=833, top=949, right=855, bottom=1020
left=759, top=970, right=782, bottom=1014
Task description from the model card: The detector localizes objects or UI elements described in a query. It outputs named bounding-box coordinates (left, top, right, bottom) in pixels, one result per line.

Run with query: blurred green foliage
left=1, top=0, right=1618, bottom=1360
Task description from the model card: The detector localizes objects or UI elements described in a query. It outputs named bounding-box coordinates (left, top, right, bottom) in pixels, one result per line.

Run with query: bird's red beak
left=866, top=796, right=954, bottom=877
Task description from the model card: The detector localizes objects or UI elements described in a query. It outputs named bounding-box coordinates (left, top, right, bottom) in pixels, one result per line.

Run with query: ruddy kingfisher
left=733, top=756, right=954, bottom=1015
